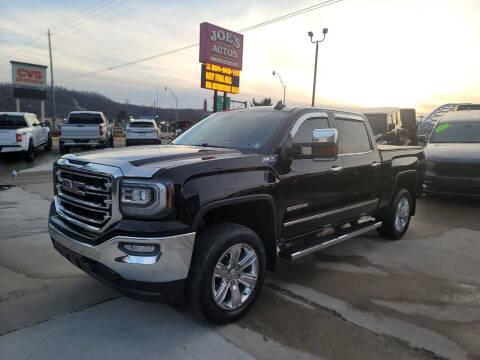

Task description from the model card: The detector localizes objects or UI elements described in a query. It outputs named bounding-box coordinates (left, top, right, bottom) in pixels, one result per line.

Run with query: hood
left=425, top=142, right=480, bottom=163
left=63, top=144, right=253, bottom=178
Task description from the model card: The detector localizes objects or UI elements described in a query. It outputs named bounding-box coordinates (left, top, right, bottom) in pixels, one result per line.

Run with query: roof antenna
left=274, top=101, right=286, bottom=110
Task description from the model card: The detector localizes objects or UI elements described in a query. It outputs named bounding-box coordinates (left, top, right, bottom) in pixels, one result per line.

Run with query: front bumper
left=48, top=223, right=196, bottom=300
left=424, top=173, right=480, bottom=198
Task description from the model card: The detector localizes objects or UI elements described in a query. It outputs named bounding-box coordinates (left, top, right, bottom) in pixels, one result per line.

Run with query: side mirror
left=291, top=128, right=339, bottom=159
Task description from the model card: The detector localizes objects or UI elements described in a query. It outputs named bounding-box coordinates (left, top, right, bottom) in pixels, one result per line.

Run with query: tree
left=251, top=97, right=272, bottom=106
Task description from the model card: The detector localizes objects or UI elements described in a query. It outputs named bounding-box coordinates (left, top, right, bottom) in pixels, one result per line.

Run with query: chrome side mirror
left=291, top=128, right=339, bottom=159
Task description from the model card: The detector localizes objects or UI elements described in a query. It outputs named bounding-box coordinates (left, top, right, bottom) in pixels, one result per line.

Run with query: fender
left=192, top=194, right=279, bottom=239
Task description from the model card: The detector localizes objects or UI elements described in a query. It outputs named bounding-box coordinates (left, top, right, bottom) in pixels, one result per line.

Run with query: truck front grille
left=55, top=167, right=113, bottom=231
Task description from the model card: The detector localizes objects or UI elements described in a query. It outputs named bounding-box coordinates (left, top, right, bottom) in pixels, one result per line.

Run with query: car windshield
left=129, top=122, right=155, bottom=128
left=430, top=121, right=480, bottom=143
left=171, top=109, right=290, bottom=152
left=0, top=114, right=27, bottom=129
left=67, top=113, right=103, bottom=124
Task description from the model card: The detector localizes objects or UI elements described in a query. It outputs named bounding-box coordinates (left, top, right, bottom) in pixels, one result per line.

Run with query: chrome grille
left=55, top=167, right=113, bottom=231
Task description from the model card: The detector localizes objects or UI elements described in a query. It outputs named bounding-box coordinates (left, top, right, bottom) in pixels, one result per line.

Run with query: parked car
left=0, top=112, right=52, bottom=162
left=125, top=119, right=161, bottom=146
left=48, top=106, right=424, bottom=324
left=424, top=110, right=480, bottom=197
left=59, top=111, right=113, bottom=154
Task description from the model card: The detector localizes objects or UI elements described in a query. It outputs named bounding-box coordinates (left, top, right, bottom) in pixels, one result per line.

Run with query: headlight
left=120, top=179, right=167, bottom=218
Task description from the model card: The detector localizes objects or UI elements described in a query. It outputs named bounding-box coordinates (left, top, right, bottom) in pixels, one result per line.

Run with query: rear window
left=129, top=122, right=155, bottom=128
left=334, top=118, right=372, bottom=153
left=67, top=113, right=103, bottom=124
left=0, top=114, right=27, bottom=129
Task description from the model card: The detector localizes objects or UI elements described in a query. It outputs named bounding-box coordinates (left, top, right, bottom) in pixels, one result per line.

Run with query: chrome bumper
left=61, top=139, right=105, bottom=146
left=48, top=223, right=196, bottom=283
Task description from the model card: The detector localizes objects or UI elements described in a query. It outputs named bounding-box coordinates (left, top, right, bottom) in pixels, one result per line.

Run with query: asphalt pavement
left=0, top=140, right=479, bottom=360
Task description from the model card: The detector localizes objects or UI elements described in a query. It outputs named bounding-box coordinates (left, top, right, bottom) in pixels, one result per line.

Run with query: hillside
left=0, top=83, right=206, bottom=124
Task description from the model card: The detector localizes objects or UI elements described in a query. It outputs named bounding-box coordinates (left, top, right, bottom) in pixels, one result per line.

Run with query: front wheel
left=377, top=188, right=412, bottom=240
left=187, top=223, right=266, bottom=324
left=25, top=140, right=35, bottom=162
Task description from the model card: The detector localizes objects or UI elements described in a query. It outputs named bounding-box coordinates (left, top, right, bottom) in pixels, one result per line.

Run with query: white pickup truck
left=0, top=112, right=52, bottom=162
left=59, top=111, right=113, bottom=154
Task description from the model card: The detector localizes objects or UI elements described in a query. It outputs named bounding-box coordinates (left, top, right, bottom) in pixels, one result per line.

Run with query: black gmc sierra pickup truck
left=48, top=106, right=425, bottom=323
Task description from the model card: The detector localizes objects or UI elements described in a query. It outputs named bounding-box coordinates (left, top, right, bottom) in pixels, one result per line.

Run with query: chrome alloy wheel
left=211, top=243, right=259, bottom=310
left=394, top=197, right=410, bottom=233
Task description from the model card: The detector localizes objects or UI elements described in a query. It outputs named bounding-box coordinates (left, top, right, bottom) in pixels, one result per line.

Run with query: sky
left=0, top=0, right=479, bottom=115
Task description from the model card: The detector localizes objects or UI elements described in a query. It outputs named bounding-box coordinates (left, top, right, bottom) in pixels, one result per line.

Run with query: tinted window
left=129, top=122, right=155, bottom=128
left=68, top=113, right=103, bottom=124
left=292, top=117, right=329, bottom=143
left=0, top=114, right=27, bottom=129
left=335, top=119, right=372, bottom=153
left=430, top=121, right=480, bottom=143
left=172, top=110, right=290, bottom=152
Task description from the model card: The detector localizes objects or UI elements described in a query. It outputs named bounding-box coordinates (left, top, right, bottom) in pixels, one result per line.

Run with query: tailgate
left=0, top=129, right=19, bottom=146
left=61, top=124, right=102, bottom=139
left=127, top=128, right=157, bottom=139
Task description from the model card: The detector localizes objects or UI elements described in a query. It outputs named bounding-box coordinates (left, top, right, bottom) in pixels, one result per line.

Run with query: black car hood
left=425, top=143, right=480, bottom=163
left=63, top=145, right=255, bottom=178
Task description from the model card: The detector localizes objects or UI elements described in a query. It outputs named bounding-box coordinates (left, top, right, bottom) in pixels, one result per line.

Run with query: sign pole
left=41, top=101, right=45, bottom=120
left=213, top=90, right=218, bottom=113
left=48, top=29, right=56, bottom=127
left=223, top=92, right=227, bottom=110
left=16, top=98, right=20, bottom=112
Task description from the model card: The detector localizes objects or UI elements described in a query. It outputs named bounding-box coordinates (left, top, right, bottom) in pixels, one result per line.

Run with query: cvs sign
left=11, top=61, right=47, bottom=88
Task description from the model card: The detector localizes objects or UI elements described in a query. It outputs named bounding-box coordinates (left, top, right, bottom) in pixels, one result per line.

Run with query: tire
left=125, top=140, right=130, bottom=147
left=59, top=143, right=69, bottom=155
left=377, top=188, right=412, bottom=240
left=109, top=135, right=114, bottom=148
left=187, top=223, right=266, bottom=324
left=25, top=140, right=35, bottom=162
left=44, top=136, right=52, bottom=151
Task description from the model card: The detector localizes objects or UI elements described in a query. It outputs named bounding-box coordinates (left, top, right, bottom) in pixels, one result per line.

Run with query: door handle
left=330, top=166, right=343, bottom=174
left=371, top=161, right=381, bottom=168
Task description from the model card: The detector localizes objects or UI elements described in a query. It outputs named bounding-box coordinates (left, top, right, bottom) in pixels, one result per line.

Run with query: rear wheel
left=109, top=135, right=114, bottom=147
left=377, top=188, right=412, bottom=240
left=187, top=223, right=266, bottom=324
left=25, top=140, right=35, bottom=162
left=44, top=136, right=52, bottom=151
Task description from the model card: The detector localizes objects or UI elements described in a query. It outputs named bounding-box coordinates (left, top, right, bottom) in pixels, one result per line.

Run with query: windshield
left=430, top=121, right=480, bottom=143
left=129, top=122, right=155, bottom=128
left=171, top=110, right=290, bottom=152
left=67, top=113, right=103, bottom=124
left=0, top=114, right=27, bottom=129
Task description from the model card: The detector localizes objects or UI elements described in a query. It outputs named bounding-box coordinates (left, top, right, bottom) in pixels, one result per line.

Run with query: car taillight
left=58, top=125, right=62, bottom=136
left=16, top=133, right=22, bottom=143
left=99, top=125, right=104, bottom=136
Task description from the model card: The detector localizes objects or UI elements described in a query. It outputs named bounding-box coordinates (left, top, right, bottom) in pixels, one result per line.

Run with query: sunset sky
left=1, top=0, right=479, bottom=115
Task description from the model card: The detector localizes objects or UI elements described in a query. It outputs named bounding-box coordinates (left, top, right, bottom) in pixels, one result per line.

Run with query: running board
left=279, top=221, right=382, bottom=260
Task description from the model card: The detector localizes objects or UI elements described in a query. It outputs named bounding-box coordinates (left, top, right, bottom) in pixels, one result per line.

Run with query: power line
left=58, top=0, right=346, bottom=82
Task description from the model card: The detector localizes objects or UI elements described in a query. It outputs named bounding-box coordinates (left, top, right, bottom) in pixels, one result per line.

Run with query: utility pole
left=213, top=90, right=218, bottom=112
left=308, top=28, right=328, bottom=107
left=156, top=84, right=159, bottom=116
left=47, top=29, right=56, bottom=127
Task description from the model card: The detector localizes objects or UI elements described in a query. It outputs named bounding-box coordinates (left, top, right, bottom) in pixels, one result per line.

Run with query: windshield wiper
left=194, top=143, right=227, bottom=148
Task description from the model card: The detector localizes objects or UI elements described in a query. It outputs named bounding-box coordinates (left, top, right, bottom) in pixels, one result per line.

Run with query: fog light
left=119, top=243, right=159, bottom=255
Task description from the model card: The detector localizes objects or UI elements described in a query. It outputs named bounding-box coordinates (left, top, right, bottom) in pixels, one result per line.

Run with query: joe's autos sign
left=199, top=22, right=244, bottom=70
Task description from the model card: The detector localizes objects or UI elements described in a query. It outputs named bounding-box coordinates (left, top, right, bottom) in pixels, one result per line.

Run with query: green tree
left=251, top=97, right=272, bottom=106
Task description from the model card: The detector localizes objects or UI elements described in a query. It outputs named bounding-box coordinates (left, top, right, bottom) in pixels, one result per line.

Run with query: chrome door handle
left=330, top=166, right=343, bottom=174
left=371, top=161, right=381, bottom=168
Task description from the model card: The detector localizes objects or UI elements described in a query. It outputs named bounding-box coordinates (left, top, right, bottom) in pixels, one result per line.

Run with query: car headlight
left=120, top=179, right=168, bottom=218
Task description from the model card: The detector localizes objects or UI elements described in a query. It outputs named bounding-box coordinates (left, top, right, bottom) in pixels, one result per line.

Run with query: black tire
left=125, top=140, right=130, bottom=147
left=109, top=135, right=114, bottom=148
left=59, top=143, right=69, bottom=155
left=377, top=188, right=412, bottom=240
left=44, top=136, right=52, bottom=151
left=187, top=223, right=266, bottom=324
left=25, top=140, right=35, bottom=162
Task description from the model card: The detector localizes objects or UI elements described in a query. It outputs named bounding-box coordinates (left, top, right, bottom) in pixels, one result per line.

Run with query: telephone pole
left=47, top=29, right=56, bottom=127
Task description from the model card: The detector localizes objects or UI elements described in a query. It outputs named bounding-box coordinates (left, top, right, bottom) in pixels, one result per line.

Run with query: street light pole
left=272, top=70, right=286, bottom=105
left=308, top=28, right=328, bottom=107
left=164, top=87, right=178, bottom=122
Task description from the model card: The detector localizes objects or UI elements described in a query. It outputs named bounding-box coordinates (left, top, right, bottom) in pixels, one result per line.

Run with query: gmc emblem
left=61, top=179, right=86, bottom=196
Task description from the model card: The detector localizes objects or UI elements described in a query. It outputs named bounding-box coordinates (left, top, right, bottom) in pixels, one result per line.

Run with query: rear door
left=332, top=114, right=383, bottom=217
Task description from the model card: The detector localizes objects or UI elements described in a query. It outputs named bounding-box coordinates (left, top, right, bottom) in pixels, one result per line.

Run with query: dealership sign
left=199, top=22, right=243, bottom=70
left=201, top=63, right=240, bottom=94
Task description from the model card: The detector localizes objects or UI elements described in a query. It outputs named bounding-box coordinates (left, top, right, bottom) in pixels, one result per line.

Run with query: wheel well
left=395, top=174, right=417, bottom=214
left=197, top=200, right=277, bottom=271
